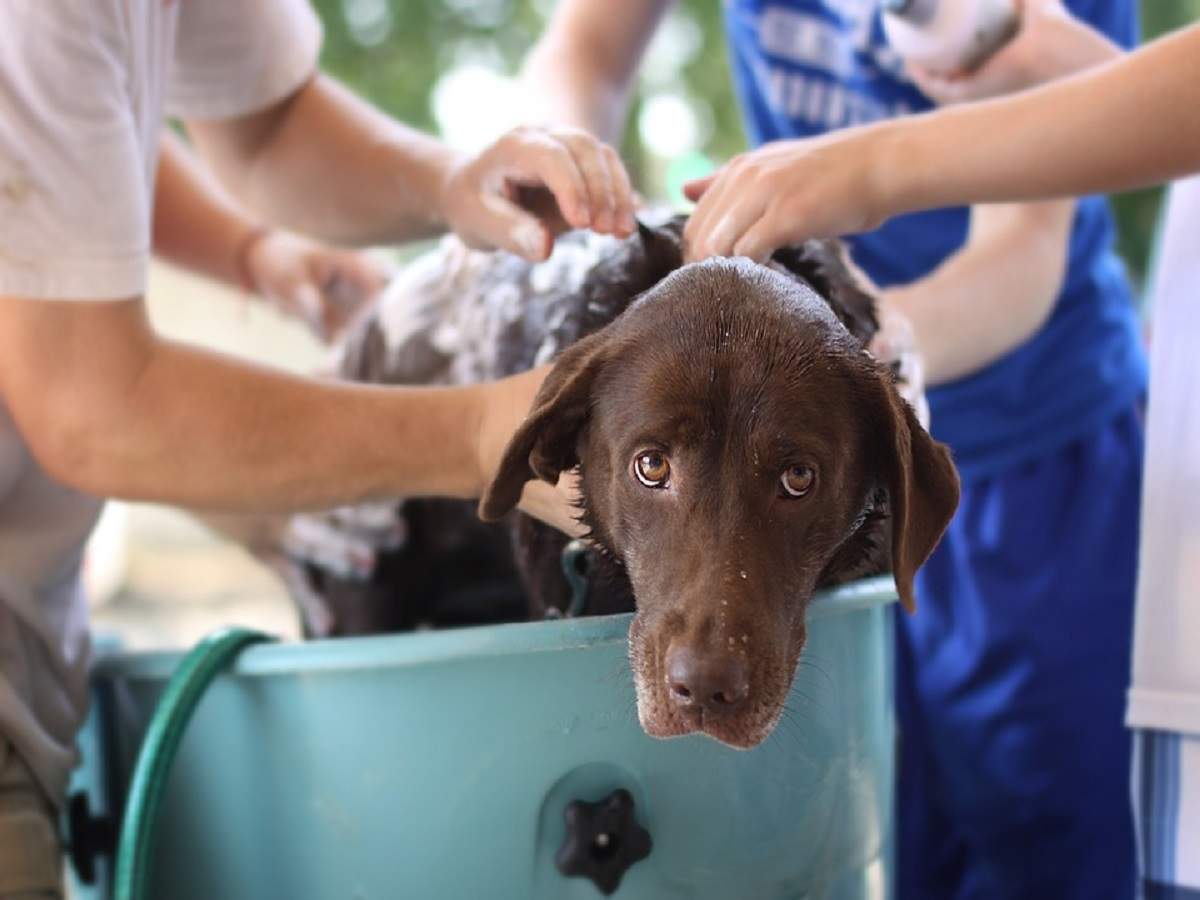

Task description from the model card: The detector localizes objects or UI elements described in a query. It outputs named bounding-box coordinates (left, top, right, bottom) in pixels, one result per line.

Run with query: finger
left=601, top=144, right=637, bottom=236
left=684, top=170, right=752, bottom=261
left=473, top=193, right=554, bottom=261
left=289, top=280, right=326, bottom=339
left=702, top=196, right=769, bottom=260
left=558, top=131, right=615, bottom=233
left=682, top=174, right=716, bottom=203
left=520, top=136, right=592, bottom=230
left=337, top=252, right=391, bottom=295
left=318, top=265, right=374, bottom=338
left=682, top=170, right=733, bottom=258
left=905, top=65, right=968, bottom=104
left=731, top=214, right=784, bottom=264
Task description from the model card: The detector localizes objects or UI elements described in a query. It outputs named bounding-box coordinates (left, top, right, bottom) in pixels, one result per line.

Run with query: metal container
left=70, top=578, right=896, bottom=900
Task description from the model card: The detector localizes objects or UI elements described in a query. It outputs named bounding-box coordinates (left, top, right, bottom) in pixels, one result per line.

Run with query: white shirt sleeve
left=0, top=2, right=150, bottom=300
left=167, top=0, right=324, bottom=121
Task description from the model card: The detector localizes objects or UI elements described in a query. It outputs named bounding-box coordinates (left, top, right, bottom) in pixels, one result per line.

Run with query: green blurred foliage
left=1110, top=2, right=1200, bottom=287
left=313, top=0, right=1196, bottom=287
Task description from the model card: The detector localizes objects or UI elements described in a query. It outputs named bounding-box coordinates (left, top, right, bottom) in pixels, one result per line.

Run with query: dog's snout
left=665, top=643, right=749, bottom=713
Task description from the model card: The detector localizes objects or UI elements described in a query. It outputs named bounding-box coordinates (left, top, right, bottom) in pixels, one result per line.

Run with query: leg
left=0, top=739, right=63, bottom=899
left=895, top=628, right=971, bottom=900
left=899, top=408, right=1143, bottom=900
left=1135, top=730, right=1200, bottom=899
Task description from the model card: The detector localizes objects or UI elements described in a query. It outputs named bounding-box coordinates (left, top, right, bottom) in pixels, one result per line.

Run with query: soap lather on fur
left=245, top=215, right=958, bottom=748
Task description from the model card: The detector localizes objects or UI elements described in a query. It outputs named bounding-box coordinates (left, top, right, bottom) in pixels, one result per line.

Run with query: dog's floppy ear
left=636, top=217, right=685, bottom=272
left=870, top=374, right=960, bottom=613
left=478, top=329, right=614, bottom=522
left=770, top=239, right=879, bottom=346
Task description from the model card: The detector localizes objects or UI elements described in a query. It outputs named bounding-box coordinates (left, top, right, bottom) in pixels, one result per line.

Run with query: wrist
left=467, top=381, right=492, bottom=499
left=867, top=120, right=923, bottom=223
left=430, top=145, right=469, bottom=232
left=234, top=225, right=273, bottom=294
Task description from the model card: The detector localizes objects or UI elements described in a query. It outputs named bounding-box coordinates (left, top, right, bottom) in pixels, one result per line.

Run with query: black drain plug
left=555, top=788, right=652, bottom=895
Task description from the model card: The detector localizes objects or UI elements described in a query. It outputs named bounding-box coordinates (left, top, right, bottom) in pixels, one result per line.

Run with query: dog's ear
left=770, top=240, right=879, bottom=346
left=636, top=217, right=685, bottom=273
left=478, top=329, right=614, bottom=522
left=870, top=373, right=960, bottom=613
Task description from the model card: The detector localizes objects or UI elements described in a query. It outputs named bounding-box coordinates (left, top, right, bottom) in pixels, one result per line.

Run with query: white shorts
left=1135, top=729, right=1200, bottom=898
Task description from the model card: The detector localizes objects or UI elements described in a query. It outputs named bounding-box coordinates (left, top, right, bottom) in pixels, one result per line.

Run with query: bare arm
left=152, top=132, right=387, bottom=340
left=185, top=76, right=635, bottom=257
left=0, top=297, right=574, bottom=530
left=886, top=25, right=1200, bottom=212
left=683, top=24, right=1200, bottom=255
left=185, top=76, right=453, bottom=247
left=884, top=200, right=1073, bottom=385
left=153, top=131, right=260, bottom=287
left=521, top=0, right=672, bottom=142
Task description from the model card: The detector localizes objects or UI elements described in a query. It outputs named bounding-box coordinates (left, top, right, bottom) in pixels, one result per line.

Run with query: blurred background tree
left=312, top=0, right=1197, bottom=290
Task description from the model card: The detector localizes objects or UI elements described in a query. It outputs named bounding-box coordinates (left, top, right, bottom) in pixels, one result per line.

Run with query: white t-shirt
left=1127, top=175, right=1200, bottom=738
left=0, top=0, right=321, bottom=804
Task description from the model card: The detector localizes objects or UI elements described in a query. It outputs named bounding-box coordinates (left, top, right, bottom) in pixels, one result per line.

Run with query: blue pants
left=896, top=407, right=1143, bottom=900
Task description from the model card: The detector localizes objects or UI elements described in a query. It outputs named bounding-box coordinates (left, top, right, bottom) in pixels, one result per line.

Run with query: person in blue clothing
left=524, top=1, right=1146, bottom=896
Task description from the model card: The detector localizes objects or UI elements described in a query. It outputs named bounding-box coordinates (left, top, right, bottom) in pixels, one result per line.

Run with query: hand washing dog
left=249, top=216, right=959, bottom=749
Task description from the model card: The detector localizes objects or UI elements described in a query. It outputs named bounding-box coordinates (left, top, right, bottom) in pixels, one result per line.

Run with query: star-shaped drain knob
left=555, top=788, right=652, bottom=895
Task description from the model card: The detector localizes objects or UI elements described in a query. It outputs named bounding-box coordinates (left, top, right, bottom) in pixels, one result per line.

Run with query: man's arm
left=521, top=0, right=673, bottom=142
left=153, top=131, right=260, bottom=288
left=185, top=77, right=635, bottom=256
left=883, top=201, right=1073, bottom=385
left=0, top=297, right=575, bottom=530
left=153, top=132, right=387, bottom=340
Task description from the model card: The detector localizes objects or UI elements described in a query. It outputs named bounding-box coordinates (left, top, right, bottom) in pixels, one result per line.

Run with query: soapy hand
left=907, top=0, right=1122, bottom=105
left=245, top=230, right=391, bottom=343
left=870, top=297, right=930, bottom=429
left=441, top=126, right=637, bottom=263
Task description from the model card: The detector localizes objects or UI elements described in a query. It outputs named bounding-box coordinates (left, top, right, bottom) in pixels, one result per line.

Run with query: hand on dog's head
left=480, top=222, right=958, bottom=748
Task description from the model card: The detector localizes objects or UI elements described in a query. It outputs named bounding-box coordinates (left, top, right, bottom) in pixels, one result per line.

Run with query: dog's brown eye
left=634, top=451, right=671, bottom=488
left=780, top=465, right=815, bottom=498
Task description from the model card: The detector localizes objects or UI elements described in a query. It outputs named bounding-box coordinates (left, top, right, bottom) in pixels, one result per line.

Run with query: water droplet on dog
left=739, top=570, right=747, bottom=579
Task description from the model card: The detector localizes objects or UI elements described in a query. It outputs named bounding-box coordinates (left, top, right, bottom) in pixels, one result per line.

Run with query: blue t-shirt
left=723, top=0, right=1148, bottom=481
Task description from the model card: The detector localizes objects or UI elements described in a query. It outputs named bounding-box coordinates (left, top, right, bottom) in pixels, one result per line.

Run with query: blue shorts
left=896, top=406, right=1143, bottom=900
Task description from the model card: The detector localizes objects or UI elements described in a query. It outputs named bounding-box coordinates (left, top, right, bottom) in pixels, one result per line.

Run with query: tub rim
left=93, top=575, right=896, bottom=682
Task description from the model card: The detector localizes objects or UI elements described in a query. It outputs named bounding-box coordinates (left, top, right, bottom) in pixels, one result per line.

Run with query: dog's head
left=480, top=228, right=958, bottom=748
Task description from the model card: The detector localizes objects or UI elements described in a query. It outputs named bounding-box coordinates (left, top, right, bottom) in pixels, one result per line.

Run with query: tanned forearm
left=152, top=132, right=262, bottom=288
left=185, top=76, right=458, bottom=247
left=881, top=25, right=1200, bottom=216
left=0, top=298, right=486, bottom=512
left=886, top=200, right=1074, bottom=385
left=521, top=0, right=672, bottom=142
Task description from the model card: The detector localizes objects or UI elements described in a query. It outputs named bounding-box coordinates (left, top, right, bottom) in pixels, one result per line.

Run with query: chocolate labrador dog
left=260, top=216, right=959, bottom=749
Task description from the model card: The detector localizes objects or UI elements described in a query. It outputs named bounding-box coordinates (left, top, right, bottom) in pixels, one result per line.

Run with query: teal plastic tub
left=70, top=577, right=896, bottom=900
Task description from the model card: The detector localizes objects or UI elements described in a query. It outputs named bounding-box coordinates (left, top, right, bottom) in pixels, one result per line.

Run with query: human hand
left=440, top=126, right=637, bottom=263
left=870, top=296, right=930, bottom=429
left=682, top=129, right=892, bottom=262
left=908, top=0, right=1122, bottom=105
left=244, top=229, right=391, bottom=342
left=472, top=366, right=586, bottom=537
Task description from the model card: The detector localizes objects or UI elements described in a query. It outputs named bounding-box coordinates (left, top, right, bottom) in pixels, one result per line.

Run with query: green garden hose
left=113, top=627, right=275, bottom=900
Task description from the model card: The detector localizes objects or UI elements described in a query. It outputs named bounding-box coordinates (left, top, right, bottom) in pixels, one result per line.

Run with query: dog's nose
left=665, top=644, right=749, bottom=713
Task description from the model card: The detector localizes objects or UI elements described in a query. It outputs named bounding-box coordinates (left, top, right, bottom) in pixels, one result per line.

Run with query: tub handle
left=555, top=788, right=652, bottom=895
